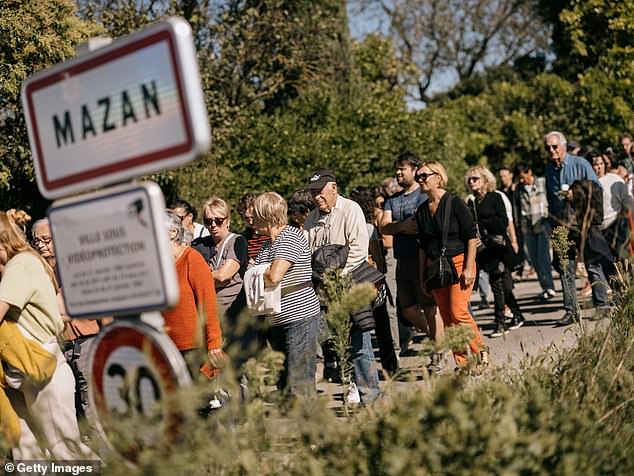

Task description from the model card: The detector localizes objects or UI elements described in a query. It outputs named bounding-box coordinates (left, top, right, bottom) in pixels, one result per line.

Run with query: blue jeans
left=479, top=270, right=491, bottom=302
left=559, top=258, right=579, bottom=316
left=269, top=314, right=319, bottom=397
left=525, top=231, right=555, bottom=292
left=586, top=260, right=614, bottom=309
left=350, top=327, right=380, bottom=403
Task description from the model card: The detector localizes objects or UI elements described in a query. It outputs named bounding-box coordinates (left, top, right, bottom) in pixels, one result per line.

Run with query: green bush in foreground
left=6, top=273, right=630, bottom=474
left=92, top=274, right=634, bottom=475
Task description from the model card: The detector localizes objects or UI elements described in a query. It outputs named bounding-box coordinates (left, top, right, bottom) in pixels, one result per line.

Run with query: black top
left=468, top=192, right=508, bottom=236
left=467, top=192, right=509, bottom=272
left=415, top=192, right=477, bottom=258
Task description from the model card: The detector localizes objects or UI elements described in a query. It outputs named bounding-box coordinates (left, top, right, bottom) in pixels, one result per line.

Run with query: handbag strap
left=213, top=232, right=237, bottom=271
left=469, top=196, right=482, bottom=237
left=439, top=194, right=454, bottom=256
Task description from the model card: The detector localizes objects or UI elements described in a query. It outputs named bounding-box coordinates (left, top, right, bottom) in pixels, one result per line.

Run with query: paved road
left=317, top=265, right=605, bottom=407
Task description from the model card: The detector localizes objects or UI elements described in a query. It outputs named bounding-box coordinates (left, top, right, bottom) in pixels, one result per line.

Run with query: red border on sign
left=24, top=28, right=194, bottom=191
left=91, top=326, right=178, bottom=413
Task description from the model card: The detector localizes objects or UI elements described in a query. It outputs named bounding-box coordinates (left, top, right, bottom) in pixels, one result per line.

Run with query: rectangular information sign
left=21, top=17, right=210, bottom=199
left=48, top=182, right=179, bottom=318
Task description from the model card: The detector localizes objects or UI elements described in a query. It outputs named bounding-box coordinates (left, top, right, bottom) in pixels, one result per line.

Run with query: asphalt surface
left=316, top=259, right=607, bottom=408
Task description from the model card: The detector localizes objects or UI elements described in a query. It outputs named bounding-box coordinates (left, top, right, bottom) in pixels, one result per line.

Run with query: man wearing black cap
left=304, top=169, right=380, bottom=404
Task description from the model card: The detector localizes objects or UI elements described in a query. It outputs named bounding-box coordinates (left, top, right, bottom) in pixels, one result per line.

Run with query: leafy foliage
left=0, top=0, right=102, bottom=217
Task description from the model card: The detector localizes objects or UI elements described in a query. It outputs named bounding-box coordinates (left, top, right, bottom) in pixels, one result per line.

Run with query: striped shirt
left=255, top=226, right=320, bottom=326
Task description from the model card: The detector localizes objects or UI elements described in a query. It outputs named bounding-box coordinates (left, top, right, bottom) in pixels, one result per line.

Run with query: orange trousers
left=431, top=254, right=485, bottom=366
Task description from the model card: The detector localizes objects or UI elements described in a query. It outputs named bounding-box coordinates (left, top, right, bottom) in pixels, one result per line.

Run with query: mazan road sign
left=48, top=181, right=179, bottom=318
left=21, top=17, right=210, bottom=199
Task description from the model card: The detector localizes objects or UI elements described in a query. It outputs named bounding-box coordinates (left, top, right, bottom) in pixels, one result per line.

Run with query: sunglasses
left=175, top=214, right=188, bottom=221
left=545, top=144, right=560, bottom=152
left=415, top=172, right=437, bottom=182
left=467, top=176, right=481, bottom=183
left=32, top=236, right=53, bottom=246
left=203, top=217, right=227, bottom=227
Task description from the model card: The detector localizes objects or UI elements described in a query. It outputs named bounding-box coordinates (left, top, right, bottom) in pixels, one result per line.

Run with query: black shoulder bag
left=423, top=194, right=459, bottom=290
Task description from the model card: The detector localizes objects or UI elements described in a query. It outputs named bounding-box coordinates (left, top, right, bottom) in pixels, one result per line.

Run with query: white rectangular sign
left=48, top=182, right=179, bottom=318
left=21, top=17, right=210, bottom=199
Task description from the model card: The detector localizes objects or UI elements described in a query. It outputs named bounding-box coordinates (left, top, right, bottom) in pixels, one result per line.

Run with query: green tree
left=538, top=0, right=634, bottom=79
left=0, top=0, right=102, bottom=217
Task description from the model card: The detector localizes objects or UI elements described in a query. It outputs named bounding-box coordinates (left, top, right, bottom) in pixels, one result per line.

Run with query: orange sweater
left=162, top=247, right=222, bottom=351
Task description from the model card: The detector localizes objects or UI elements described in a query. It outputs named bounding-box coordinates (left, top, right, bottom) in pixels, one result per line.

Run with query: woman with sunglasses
left=414, top=161, right=488, bottom=370
left=194, top=197, right=249, bottom=321
left=466, top=165, right=524, bottom=337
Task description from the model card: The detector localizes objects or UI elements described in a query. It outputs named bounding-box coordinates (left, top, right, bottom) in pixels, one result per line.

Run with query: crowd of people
left=1, top=129, right=633, bottom=456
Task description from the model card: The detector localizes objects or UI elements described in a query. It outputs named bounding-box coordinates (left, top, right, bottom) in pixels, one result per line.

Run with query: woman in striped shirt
left=252, top=192, right=321, bottom=397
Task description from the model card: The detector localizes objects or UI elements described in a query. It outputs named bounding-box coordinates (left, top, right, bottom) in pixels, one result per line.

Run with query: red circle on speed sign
left=88, top=319, right=191, bottom=462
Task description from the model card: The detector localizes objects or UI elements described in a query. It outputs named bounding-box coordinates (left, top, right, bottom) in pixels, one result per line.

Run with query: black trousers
left=372, top=302, right=398, bottom=374
left=490, top=269, right=522, bottom=325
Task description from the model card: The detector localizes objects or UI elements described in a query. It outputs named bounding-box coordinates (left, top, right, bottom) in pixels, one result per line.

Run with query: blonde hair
left=203, top=197, right=231, bottom=222
left=465, top=165, right=497, bottom=194
left=6, top=209, right=31, bottom=236
left=253, top=192, right=287, bottom=227
left=0, top=211, right=58, bottom=291
left=420, top=161, right=448, bottom=188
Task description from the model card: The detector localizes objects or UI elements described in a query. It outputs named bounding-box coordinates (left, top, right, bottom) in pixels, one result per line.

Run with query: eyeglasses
left=203, top=216, right=227, bottom=227
left=175, top=214, right=188, bottom=221
left=32, top=236, right=53, bottom=246
left=467, top=176, right=481, bottom=183
left=545, top=144, right=560, bottom=152
left=415, top=172, right=437, bottom=182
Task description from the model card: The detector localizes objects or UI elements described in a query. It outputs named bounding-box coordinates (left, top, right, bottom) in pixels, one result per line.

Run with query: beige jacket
left=304, top=195, right=369, bottom=275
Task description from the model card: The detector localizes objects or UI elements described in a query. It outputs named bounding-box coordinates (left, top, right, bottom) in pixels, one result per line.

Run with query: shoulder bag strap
left=440, top=194, right=454, bottom=256
left=214, top=232, right=237, bottom=271
left=469, top=197, right=482, bottom=237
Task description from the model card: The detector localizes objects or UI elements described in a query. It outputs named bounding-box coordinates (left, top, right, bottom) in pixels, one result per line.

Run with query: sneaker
left=547, top=288, right=557, bottom=297
left=478, top=300, right=490, bottom=310
left=540, top=291, right=552, bottom=301
left=504, top=306, right=513, bottom=318
left=489, top=324, right=509, bottom=338
left=346, top=382, right=361, bottom=404
left=508, top=315, right=525, bottom=330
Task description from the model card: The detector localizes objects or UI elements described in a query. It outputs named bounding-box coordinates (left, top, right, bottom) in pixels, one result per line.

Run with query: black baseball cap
left=307, top=169, right=336, bottom=192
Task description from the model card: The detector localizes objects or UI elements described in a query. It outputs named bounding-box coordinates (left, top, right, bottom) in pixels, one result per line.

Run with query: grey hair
left=31, top=218, right=50, bottom=237
left=544, top=131, right=567, bottom=146
left=165, top=210, right=185, bottom=245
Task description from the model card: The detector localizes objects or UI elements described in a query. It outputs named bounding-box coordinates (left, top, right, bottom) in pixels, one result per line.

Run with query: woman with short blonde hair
left=251, top=192, right=321, bottom=396
left=253, top=192, right=288, bottom=228
left=414, top=163, right=487, bottom=370
left=195, top=196, right=248, bottom=318
left=422, top=160, right=448, bottom=189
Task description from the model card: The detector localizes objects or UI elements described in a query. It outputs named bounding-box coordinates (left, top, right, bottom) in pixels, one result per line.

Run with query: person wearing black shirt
left=466, top=166, right=525, bottom=337
left=415, top=161, right=488, bottom=370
